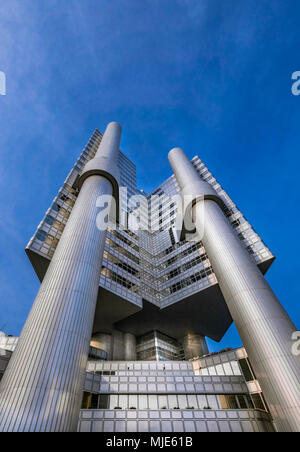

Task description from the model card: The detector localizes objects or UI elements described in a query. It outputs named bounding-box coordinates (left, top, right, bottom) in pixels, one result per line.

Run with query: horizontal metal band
left=78, top=169, right=120, bottom=224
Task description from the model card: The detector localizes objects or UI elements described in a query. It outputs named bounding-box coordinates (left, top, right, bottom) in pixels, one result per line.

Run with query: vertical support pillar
left=112, top=331, right=125, bottom=360
left=0, top=122, right=121, bottom=432
left=169, top=147, right=300, bottom=432
left=182, top=334, right=208, bottom=360
left=90, top=333, right=113, bottom=360
left=124, top=333, right=137, bottom=361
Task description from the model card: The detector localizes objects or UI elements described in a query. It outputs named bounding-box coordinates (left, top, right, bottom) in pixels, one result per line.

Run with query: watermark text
left=0, top=71, right=6, bottom=95
left=291, top=71, right=300, bottom=96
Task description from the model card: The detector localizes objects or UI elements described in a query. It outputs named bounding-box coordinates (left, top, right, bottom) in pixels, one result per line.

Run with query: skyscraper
left=0, top=122, right=299, bottom=432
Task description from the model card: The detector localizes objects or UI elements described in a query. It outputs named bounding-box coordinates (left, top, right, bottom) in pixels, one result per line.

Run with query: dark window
left=227, top=395, right=239, bottom=409
left=52, top=203, right=60, bottom=212
left=36, top=230, right=47, bottom=241
left=245, top=394, right=254, bottom=409
left=98, top=395, right=109, bottom=409
left=251, top=393, right=266, bottom=411
left=90, top=393, right=98, bottom=409
left=239, top=358, right=255, bottom=382
left=45, top=215, right=55, bottom=226
left=237, top=395, right=247, bottom=409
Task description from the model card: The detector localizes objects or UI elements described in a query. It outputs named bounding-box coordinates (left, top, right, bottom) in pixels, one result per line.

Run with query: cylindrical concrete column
left=169, top=147, right=300, bottom=432
left=112, top=331, right=125, bottom=360
left=0, top=122, right=121, bottom=432
left=90, top=333, right=113, bottom=360
left=124, top=333, right=137, bottom=361
left=182, top=334, right=208, bottom=360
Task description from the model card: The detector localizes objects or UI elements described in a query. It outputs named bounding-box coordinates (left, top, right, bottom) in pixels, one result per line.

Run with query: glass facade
left=136, top=331, right=184, bottom=361
left=19, top=129, right=277, bottom=432
left=82, top=392, right=254, bottom=411
left=26, top=130, right=274, bottom=313
left=77, top=348, right=275, bottom=432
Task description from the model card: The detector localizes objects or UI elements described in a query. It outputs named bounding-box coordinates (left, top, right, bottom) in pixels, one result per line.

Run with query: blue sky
left=0, top=0, right=299, bottom=351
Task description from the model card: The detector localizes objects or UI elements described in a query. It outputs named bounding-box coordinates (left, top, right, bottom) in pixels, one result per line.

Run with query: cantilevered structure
left=0, top=122, right=299, bottom=432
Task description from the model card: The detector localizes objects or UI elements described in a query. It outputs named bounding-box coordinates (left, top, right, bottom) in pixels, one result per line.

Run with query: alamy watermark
left=95, top=187, right=205, bottom=241
left=291, top=71, right=300, bottom=96
left=0, top=71, right=6, bottom=95
left=291, top=331, right=300, bottom=356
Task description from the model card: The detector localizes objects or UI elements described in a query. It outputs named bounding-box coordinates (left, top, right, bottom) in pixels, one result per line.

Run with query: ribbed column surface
left=124, top=333, right=137, bottom=361
left=168, top=147, right=300, bottom=432
left=193, top=200, right=300, bottom=432
left=0, top=175, right=112, bottom=432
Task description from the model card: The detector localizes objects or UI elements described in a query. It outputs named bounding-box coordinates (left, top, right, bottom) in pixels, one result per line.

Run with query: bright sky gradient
left=0, top=0, right=299, bottom=352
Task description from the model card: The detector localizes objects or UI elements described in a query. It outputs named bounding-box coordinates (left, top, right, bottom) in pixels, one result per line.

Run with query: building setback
left=0, top=122, right=299, bottom=432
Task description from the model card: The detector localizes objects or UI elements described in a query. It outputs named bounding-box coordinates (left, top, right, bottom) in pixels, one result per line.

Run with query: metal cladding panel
left=77, top=409, right=275, bottom=433
left=0, top=122, right=123, bottom=432
left=168, top=146, right=300, bottom=432
left=194, top=200, right=300, bottom=432
left=0, top=176, right=112, bottom=431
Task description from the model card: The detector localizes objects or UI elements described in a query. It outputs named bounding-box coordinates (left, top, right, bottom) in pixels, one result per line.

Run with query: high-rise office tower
left=0, top=123, right=299, bottom=432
